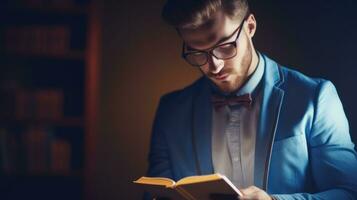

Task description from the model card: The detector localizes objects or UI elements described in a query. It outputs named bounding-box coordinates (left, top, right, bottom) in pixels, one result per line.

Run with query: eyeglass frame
left=181, top=15, right=248, bottom=67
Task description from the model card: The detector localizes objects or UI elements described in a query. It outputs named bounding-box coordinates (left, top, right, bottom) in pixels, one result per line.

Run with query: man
left=146, top=0, right=357, bottom=199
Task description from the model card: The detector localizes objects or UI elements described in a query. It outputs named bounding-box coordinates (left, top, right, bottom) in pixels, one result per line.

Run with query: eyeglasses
left=181, top=18, right=246, bottom=67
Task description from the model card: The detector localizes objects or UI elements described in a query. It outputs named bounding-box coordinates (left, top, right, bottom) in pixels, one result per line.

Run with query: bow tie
left=212, top=93, right=253, bottom=108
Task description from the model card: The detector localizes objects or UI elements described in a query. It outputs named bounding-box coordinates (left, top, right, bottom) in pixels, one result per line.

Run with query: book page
left=134, top=176, right=176, bottom=187
left=176, top=173, right=224, bottom=185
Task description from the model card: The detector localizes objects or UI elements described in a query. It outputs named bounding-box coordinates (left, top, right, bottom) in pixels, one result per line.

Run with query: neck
left=233, top=48, right=259, bottom=92
left=248, top=48, right=259, bottom=77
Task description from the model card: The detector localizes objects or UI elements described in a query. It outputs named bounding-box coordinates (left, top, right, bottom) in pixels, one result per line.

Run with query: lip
left=213, top=73, right=229, bottom=81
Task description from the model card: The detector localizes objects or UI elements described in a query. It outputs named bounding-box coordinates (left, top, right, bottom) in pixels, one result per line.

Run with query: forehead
left=178, top=10, right=240, bottom=50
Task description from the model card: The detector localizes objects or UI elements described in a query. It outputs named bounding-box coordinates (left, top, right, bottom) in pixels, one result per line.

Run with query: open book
left=133, top=173, right=242, bottom=200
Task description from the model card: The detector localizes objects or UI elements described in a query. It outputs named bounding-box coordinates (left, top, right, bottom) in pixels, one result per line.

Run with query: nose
left=207, top=55, right=224, bottom=74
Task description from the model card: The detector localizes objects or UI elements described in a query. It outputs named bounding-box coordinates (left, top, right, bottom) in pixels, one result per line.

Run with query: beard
left=208, top=41, right=254, bottom=94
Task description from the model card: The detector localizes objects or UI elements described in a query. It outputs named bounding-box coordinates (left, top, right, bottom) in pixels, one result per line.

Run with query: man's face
left=179, top=10, right=257, bottom=93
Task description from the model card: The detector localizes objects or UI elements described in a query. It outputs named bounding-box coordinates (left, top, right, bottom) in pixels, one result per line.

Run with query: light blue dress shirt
left=212, top=52, right=265, bottom=188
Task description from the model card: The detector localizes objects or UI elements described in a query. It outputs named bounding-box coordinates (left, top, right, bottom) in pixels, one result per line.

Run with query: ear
left=245, top=14, right=257, bottom=38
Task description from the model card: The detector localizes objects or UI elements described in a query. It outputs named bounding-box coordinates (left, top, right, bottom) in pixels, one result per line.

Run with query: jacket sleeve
left=144, top=96, right=174, bottom=200
left=274, top=81, right=357, bottom=200
left=147, top=96, right=174, bottom=178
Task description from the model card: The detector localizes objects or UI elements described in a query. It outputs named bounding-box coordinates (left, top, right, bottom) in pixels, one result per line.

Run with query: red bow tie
left=212, top=93, right=252, bottom=108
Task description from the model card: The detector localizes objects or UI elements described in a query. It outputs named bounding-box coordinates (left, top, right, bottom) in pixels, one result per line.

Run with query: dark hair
left=162, top=0, right=249, bottom=29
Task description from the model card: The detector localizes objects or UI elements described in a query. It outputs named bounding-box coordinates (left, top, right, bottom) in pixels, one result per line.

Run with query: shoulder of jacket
left=160, top=76, right=207, bottom=104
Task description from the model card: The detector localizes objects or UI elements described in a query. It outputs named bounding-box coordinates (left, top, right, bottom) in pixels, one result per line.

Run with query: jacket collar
left=254, top=54, right=285, bottom=190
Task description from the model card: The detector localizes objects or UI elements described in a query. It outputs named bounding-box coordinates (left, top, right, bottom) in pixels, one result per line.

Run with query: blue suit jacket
left=147, top=55, right=357, bottom=199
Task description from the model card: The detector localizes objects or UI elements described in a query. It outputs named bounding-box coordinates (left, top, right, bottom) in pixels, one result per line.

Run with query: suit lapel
left=192, top=78, right=214, bottom=175
left=254, top=55, right=285, bottom=190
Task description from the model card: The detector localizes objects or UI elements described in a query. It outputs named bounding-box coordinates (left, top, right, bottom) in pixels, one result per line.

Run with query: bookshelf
left=0, top=0, right=99, bottom=200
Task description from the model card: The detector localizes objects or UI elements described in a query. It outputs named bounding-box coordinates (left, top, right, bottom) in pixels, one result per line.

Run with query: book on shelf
left=14, top=89, right=64, bottom=120
left=0, top=126, right=74, bottom=175
left=0, top=85, right=64, bottom=121
left=0, top=86, right=17, bottom=118
left=5, top=26, right=71, bottom=57
left=0, top=129, right=24, bottom=174
left=15, top=89, right=34, bottom=120
left=0, top=129, right=9, bottom=173
left=34, top=89, right=64, bottom=120
left=23, top=126, right=49, bottom=173
left=134, top=173, right=242, bottom=200
left=50, top=139, right=71, bottom=173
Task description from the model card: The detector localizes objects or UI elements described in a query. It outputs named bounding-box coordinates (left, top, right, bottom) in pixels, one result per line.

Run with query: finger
left=238, top=191, right=260, bottom=200
left=240, top=186, right=259, bottom=195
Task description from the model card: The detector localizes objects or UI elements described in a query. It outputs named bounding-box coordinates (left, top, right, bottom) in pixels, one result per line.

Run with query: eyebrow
left=186, top=25, right=240, bottom=51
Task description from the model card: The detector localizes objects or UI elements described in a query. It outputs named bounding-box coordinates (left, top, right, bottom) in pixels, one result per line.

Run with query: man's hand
left=239, top=186, right=273, bottom=200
